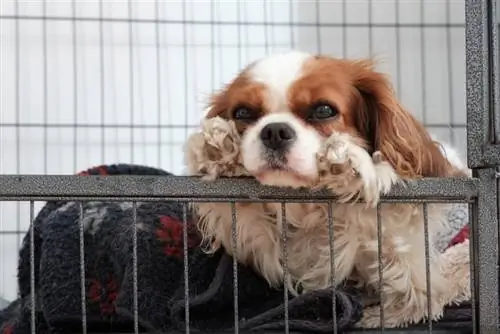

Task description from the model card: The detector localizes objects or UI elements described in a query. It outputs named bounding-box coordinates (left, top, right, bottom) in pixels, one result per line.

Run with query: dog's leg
left=439, top=239, right=471, bottom=305
left=184, top=116, right=249, bottom=179
left=356, top=241, right=453, bottom=328
left=316, top=132, right=398, bottom=207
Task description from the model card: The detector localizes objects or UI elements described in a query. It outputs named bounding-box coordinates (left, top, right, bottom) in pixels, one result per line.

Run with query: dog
left=184, top=51, right=471, bottom=328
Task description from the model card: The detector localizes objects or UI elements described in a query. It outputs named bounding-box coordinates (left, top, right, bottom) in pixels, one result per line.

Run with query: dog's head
left=202, top=51, right=459, bottom=187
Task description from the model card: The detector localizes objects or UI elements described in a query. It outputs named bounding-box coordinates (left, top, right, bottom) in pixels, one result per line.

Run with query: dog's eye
left=233, top=106, right=258, bottom=122
left=307, top=104, right=338, bottom=121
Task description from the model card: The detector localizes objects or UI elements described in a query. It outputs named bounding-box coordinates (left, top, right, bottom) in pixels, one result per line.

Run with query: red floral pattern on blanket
left=448, top=225, right=470, bottom=249
left=156, top=215, right=200, bottom=258
left=87, top=276, right=119, bottom=316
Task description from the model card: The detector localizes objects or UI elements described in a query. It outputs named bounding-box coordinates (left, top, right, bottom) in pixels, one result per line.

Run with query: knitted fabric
left=0, top=164, right=363, bottom=334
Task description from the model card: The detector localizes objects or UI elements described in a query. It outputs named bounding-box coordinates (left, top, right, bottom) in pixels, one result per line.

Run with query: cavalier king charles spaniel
left=184, top=51, right=471, bottom=328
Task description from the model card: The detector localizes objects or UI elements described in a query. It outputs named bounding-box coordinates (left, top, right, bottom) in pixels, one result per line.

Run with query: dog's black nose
left=260, top=122, right=297, bottom=150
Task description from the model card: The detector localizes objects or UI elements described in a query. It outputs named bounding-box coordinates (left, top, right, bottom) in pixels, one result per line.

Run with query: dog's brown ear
left=205, top=90, right=228, bottom=119
left=351, top=60, right=454, bottom=178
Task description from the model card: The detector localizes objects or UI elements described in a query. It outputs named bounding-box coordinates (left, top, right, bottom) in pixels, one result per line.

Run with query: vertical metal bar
left=420, top=0, right=428, bottom=126
left=269, top=0, right=275, bottom=52
left=470, top=168, right=499, bottom=332
left=182, top=203, right=190, bottom=334
left=230, top=202, right=239, bottom=334
left=128, top=0, right=135, bottom=163
left=467, top=202, right=477, bottom=331
left=281, top=202, right=289, bottom=334
left=445, top=0, right=456, bottom=145
left=14, top=0, right=21, bottom=258
left=159, top=3, right=173, bottom=171
left=367, top=0, right=373, bottom=56
left=99, top=0, right=105, bottom=163
left=136, top=19, right=146, bottom=165
left=78, top=202, right=87, bottom=334
left=466, top=0, right=497, bottom=166
left=376, top=203, right=385, bottom=331
left=342, top=0, right=347, bottom=57
left=29, top=201, right=36, bottom=334
left=243, top=0, right=249, bottom=62
left=110, top=36, right=120, bottom=161
left=155, top=0, right=162, bottom=167
left=394, top=0, right=402, bottom=98
left=237, top=0, right=242, bottom=67
left=492, top=0, right=499, bottom=145
left=327, top=201, right=337, bottom=334
left=218, top=0, right=223, bottom=96
left=72, top=0, right=78, bottom=171
left=132, top=202, right=139, bottom=334
left=210, top=0, right=216, bottom=88
left=189, top=2, right=198, bottom=133
left=315, top=0, right=321, bottom=54
left=42, top=0, right=48, bottom=173
left=422, top=204, right=432, bottom=332
left=182, top=0, right=189, bottom=140
left=263, top=0, right=270, bottom=54
left=289, top=0, right=294, bottom=49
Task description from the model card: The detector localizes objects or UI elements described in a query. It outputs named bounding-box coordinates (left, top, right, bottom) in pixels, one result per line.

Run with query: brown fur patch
left=292, top=56, right=458, bottom=178
left=206, top=72, right=268, bottom=134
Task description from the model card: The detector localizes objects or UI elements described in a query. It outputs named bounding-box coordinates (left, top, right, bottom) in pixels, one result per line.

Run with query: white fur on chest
left=194, top=199, right=451, bottom=295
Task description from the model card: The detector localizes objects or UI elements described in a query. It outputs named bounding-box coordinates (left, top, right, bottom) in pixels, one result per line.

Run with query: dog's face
left=205, top=51, right=457, bottom=187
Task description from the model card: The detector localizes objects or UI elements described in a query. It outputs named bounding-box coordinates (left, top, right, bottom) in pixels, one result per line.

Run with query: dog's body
left=184, top=51, right=471, bottom=328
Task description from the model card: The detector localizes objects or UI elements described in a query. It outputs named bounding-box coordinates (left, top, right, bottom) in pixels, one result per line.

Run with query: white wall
left=0, top=0, right=468, bottom=301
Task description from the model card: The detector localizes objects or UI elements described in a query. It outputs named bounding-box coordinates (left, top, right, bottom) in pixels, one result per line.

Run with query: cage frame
left=0, top=0, right=499, bottom=333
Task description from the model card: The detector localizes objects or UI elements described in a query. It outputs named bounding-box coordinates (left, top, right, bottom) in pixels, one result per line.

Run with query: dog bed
left=0, top=164, right=482, bottom=333
left=0, top=164, right=362, bottom=334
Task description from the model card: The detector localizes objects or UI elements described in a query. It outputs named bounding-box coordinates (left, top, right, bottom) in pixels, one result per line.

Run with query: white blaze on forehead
left=247, top=51, right=312, bottom=109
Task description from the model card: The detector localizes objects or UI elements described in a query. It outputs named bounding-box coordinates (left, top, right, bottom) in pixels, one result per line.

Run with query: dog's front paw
left=372, top=151, right=399, bottom=196
left=316, top=133, right=380, bottom=206
left=184, top=117, right=249, bottom=180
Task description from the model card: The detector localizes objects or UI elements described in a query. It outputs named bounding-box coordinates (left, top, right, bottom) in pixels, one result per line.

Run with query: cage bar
left=0, top=14, right=466, bottom=28
left=0, top=176, right=478, bottom=202
left=376, top=203, right=385, bottom=332
left=466, top=0, right=500, bottom=167
left=29, top=201, right=35, bottom=334
left=230, top=202, right=239, bottom=334
left=422, top=204, right=432, bottom=332
left=494, top=0, right=500, bottom=143
left=131, top=202, right=139, bottom=334
left=182, top=202, right=191, bottom=334
left=470, top=167, right=499, bottom=332
left=78, top=202, right=87, bottom=334
left=327, top=201, right=338, bottom=334
left=281, top=202, right=290, bottom=334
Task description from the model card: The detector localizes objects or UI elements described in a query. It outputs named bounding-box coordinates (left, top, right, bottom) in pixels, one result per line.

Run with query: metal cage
left=0, top=0, right=499, bottom=333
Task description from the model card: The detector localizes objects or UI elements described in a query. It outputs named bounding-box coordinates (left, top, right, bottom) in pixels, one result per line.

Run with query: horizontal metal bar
left=0, top=14, right=466, bottom=28
left=85, top=330, right=473, bottom=334
left=0, top=175, right=478, bottom=202
left=0, top=123, right=199, bottom=130
left=0, top=123, right=467, bottom=130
